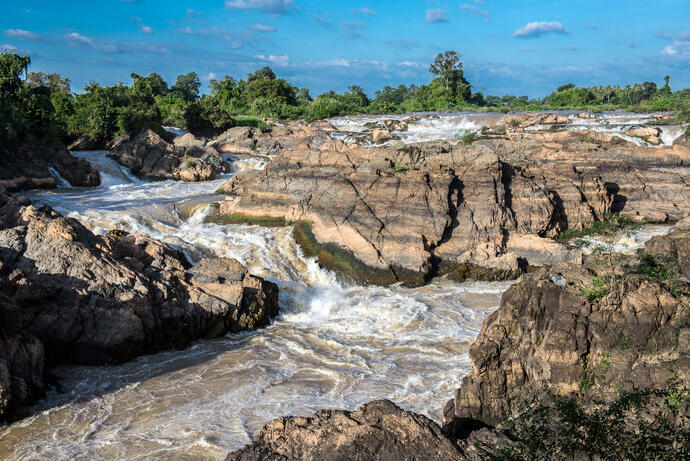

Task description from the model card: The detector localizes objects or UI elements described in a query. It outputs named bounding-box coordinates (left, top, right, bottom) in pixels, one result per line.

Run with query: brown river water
left=0, top=111, right=679, bottom=460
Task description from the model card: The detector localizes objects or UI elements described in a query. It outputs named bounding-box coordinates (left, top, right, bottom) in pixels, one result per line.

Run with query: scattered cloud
left=308, top=13, right=330, bottom=28
left=1, top=43, right=17, bottom=51
left=426, top=8, right=448, bottom=23
left=314, top=58, right=351, bottom=67
left=255, top=53, right=290, bottom=66
left=624, top=39, right=638, bottom=48
left=518, top=46, right=535, bottom=52
left=584, top=22, right=600, bottom=30
left=398, top=61, right=421, bottom=68
left=388, top=39, right=419, bottom=49
left=512, top=21, right=569, bottom=39
left=139, top=24, right=152, bottom=34
left=63, top=32, right=118, bottom=53
left=460, top=4, right=490, bottom=21
left=551, top=65, right=594, bottom=72
left=120, top=0, right=141, bottom=3
left=204, top=72, right=217, bottom=80
left=562, top=45, right=579, bottom=51
left=342, top=21, right=365, bottom=39
left=186, top=8, right=203, bottom=16
left=177, top=26, right=244, bottom=48
left=661, top=38, right=690, bottom=59
left=253, top=23, right=276, bottom=32
left=356, top=7, right=375, bottom=16
left=225, top=0, right=294, bottom=15
left=4, top=29, right=39, bottom=40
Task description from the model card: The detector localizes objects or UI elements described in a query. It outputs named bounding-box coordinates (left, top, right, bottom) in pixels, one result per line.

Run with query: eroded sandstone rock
left=109, top=129, right=229, bottom=181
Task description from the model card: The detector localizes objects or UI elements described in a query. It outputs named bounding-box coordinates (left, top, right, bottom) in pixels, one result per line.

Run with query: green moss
left=206, top=213, right=288, bottom=227
left=292, top=220, right=404, bottom=286
left=393, top=165, right=408, bottom=172
left=579, top=275, right=608, bottom=301
left=556, top=214, right=641, bottom=242
left=461, top=131, right=479, bottom=145
left=636, top=252, right=686, bottom=296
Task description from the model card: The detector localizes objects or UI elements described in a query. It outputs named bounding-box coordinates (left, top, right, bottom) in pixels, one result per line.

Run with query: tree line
left=1, top=50, right=688, bottom=147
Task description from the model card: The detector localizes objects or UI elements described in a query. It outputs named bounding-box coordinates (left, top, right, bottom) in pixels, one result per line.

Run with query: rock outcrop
left=0, top=195, right=279, bottom=420
left=226, top=400, right=512, bottom=461
left=217, top=129, right=689, bottom=285
left=108, top=129, right=229, bottom=181
left=443, top=226, right=689, bottom=457
left=0, top=142, right=100, bottom=191
left=210, top=122, right=336, bottom=158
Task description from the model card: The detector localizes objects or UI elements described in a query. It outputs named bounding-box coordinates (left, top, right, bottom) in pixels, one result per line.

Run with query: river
left=0, top=111, right=679, bottom=460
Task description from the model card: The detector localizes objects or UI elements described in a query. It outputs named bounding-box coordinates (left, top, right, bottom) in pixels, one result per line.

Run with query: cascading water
left=0, top=116, right=672, bottom=460
left=0, top=147, right=512, bottom=460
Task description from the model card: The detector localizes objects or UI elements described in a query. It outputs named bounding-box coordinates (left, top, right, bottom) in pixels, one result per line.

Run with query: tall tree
left=429, top=50, right=471, bottom=100
left=171, top=72, right=201, bottom=102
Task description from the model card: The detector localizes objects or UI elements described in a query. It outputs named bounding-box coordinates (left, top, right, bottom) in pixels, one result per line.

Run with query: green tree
left=429, top=51, right=471, bottom=101
left=171, top=72, right=201, bottom=102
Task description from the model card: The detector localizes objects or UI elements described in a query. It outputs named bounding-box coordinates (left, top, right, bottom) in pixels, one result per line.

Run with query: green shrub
left=461, top=131, right=478, bottom=145
left=580, top=275, right=608, bottom=301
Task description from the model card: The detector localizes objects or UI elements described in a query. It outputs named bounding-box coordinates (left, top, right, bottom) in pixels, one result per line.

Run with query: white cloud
left=255, top=53, right=290, bottom=66
left=342, top=21, right=365, bottom=39
left=308, top=13, right=330, bottom=28
left=460, top=4, right=490, bottom=21
left=139, top=24, right=152, bottom=34
left=186, top=8, right=203, bottom=16
left=426, top=8, right=448, bottom=23
left=661, top=39, right=690, bottom=59
left=398, top=61, right=421, bottom=68
left=253, top=23, right=276, bottom=32
left=358, top=7, right=375, bottom=16
left=225, top=0, right=294, bottom=15
left=1, top=43, right=17, bottom=51
left=64, top=32, right=118, bottom=53
left=512, top=21, right=569, bottom=39
left=584, top=22, right=600, bottom=30
left=314, top=58, right=351, bottom=67
left=4, top=29, right=39, bottom=40
left=204, top=72, right=217, bottom=80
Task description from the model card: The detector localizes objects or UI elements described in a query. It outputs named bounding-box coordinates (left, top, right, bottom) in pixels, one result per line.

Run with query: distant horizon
left=3, top=0, right=690, bottom=98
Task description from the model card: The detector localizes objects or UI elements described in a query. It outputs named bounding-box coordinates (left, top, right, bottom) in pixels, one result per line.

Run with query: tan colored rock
left=577, top=112, right=597, bottom=119
left=372, top=128, right=393, bottom=143
left=626, top=126, right=662, bottom=145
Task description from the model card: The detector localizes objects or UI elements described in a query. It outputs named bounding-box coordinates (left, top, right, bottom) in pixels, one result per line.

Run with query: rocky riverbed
left=0, top=111, right=688, bottom=460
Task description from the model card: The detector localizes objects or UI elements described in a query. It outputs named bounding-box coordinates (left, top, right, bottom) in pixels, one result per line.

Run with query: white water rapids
left=0, top=112, right=676, bottom=460
left=0, top=147, right=511, bottom=460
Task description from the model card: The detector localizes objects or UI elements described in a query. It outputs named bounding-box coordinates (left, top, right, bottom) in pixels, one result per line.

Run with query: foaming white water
left=2, top=147, right=513, bottom=460
left=330, top=111, right=682, bottom=146
left=47, top=167, right=72, bottom=188
left=163, top=126, right=190, bottom=137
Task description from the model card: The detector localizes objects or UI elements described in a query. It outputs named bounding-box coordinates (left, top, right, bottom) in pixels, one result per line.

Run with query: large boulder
left=109, top=130, right=229, bottom=181
left=227, top=400, right=469, bottom=461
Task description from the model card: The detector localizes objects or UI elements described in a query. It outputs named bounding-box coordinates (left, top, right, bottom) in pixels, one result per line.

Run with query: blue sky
left=3, top=0, right=690, bottom=97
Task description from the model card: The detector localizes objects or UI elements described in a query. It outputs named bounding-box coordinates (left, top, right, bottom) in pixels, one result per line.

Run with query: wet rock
left=0, top=196, right=279, bottom=421
left=577, top=112, right=597, bottom=119
left=226, top=400, right=466, bottom=461
left=68, top=136, right=101, bottom=151
left=372, top=128, right=393, bottom=144
left=626, top=127, right=662, bottom=145
left=109, top=129, right=229, bottom=181
left=0, top=293, right=45, bottom=421
left=0, top=142, right=99, bottom=190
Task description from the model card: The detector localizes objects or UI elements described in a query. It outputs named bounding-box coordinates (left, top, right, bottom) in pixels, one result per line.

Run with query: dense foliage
left=2, top=49, right=689, bottom=146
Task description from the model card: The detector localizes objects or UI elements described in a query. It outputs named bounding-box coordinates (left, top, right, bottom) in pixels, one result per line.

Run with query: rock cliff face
left=0, top=142, right=100, bottom=191
left=218, top=128, right=689, bottom=285
left=442, top=225, right=689, bottom=457
left=108, top=130, right=229, bottom=181
left=0, top=194, right=279, bottom=420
